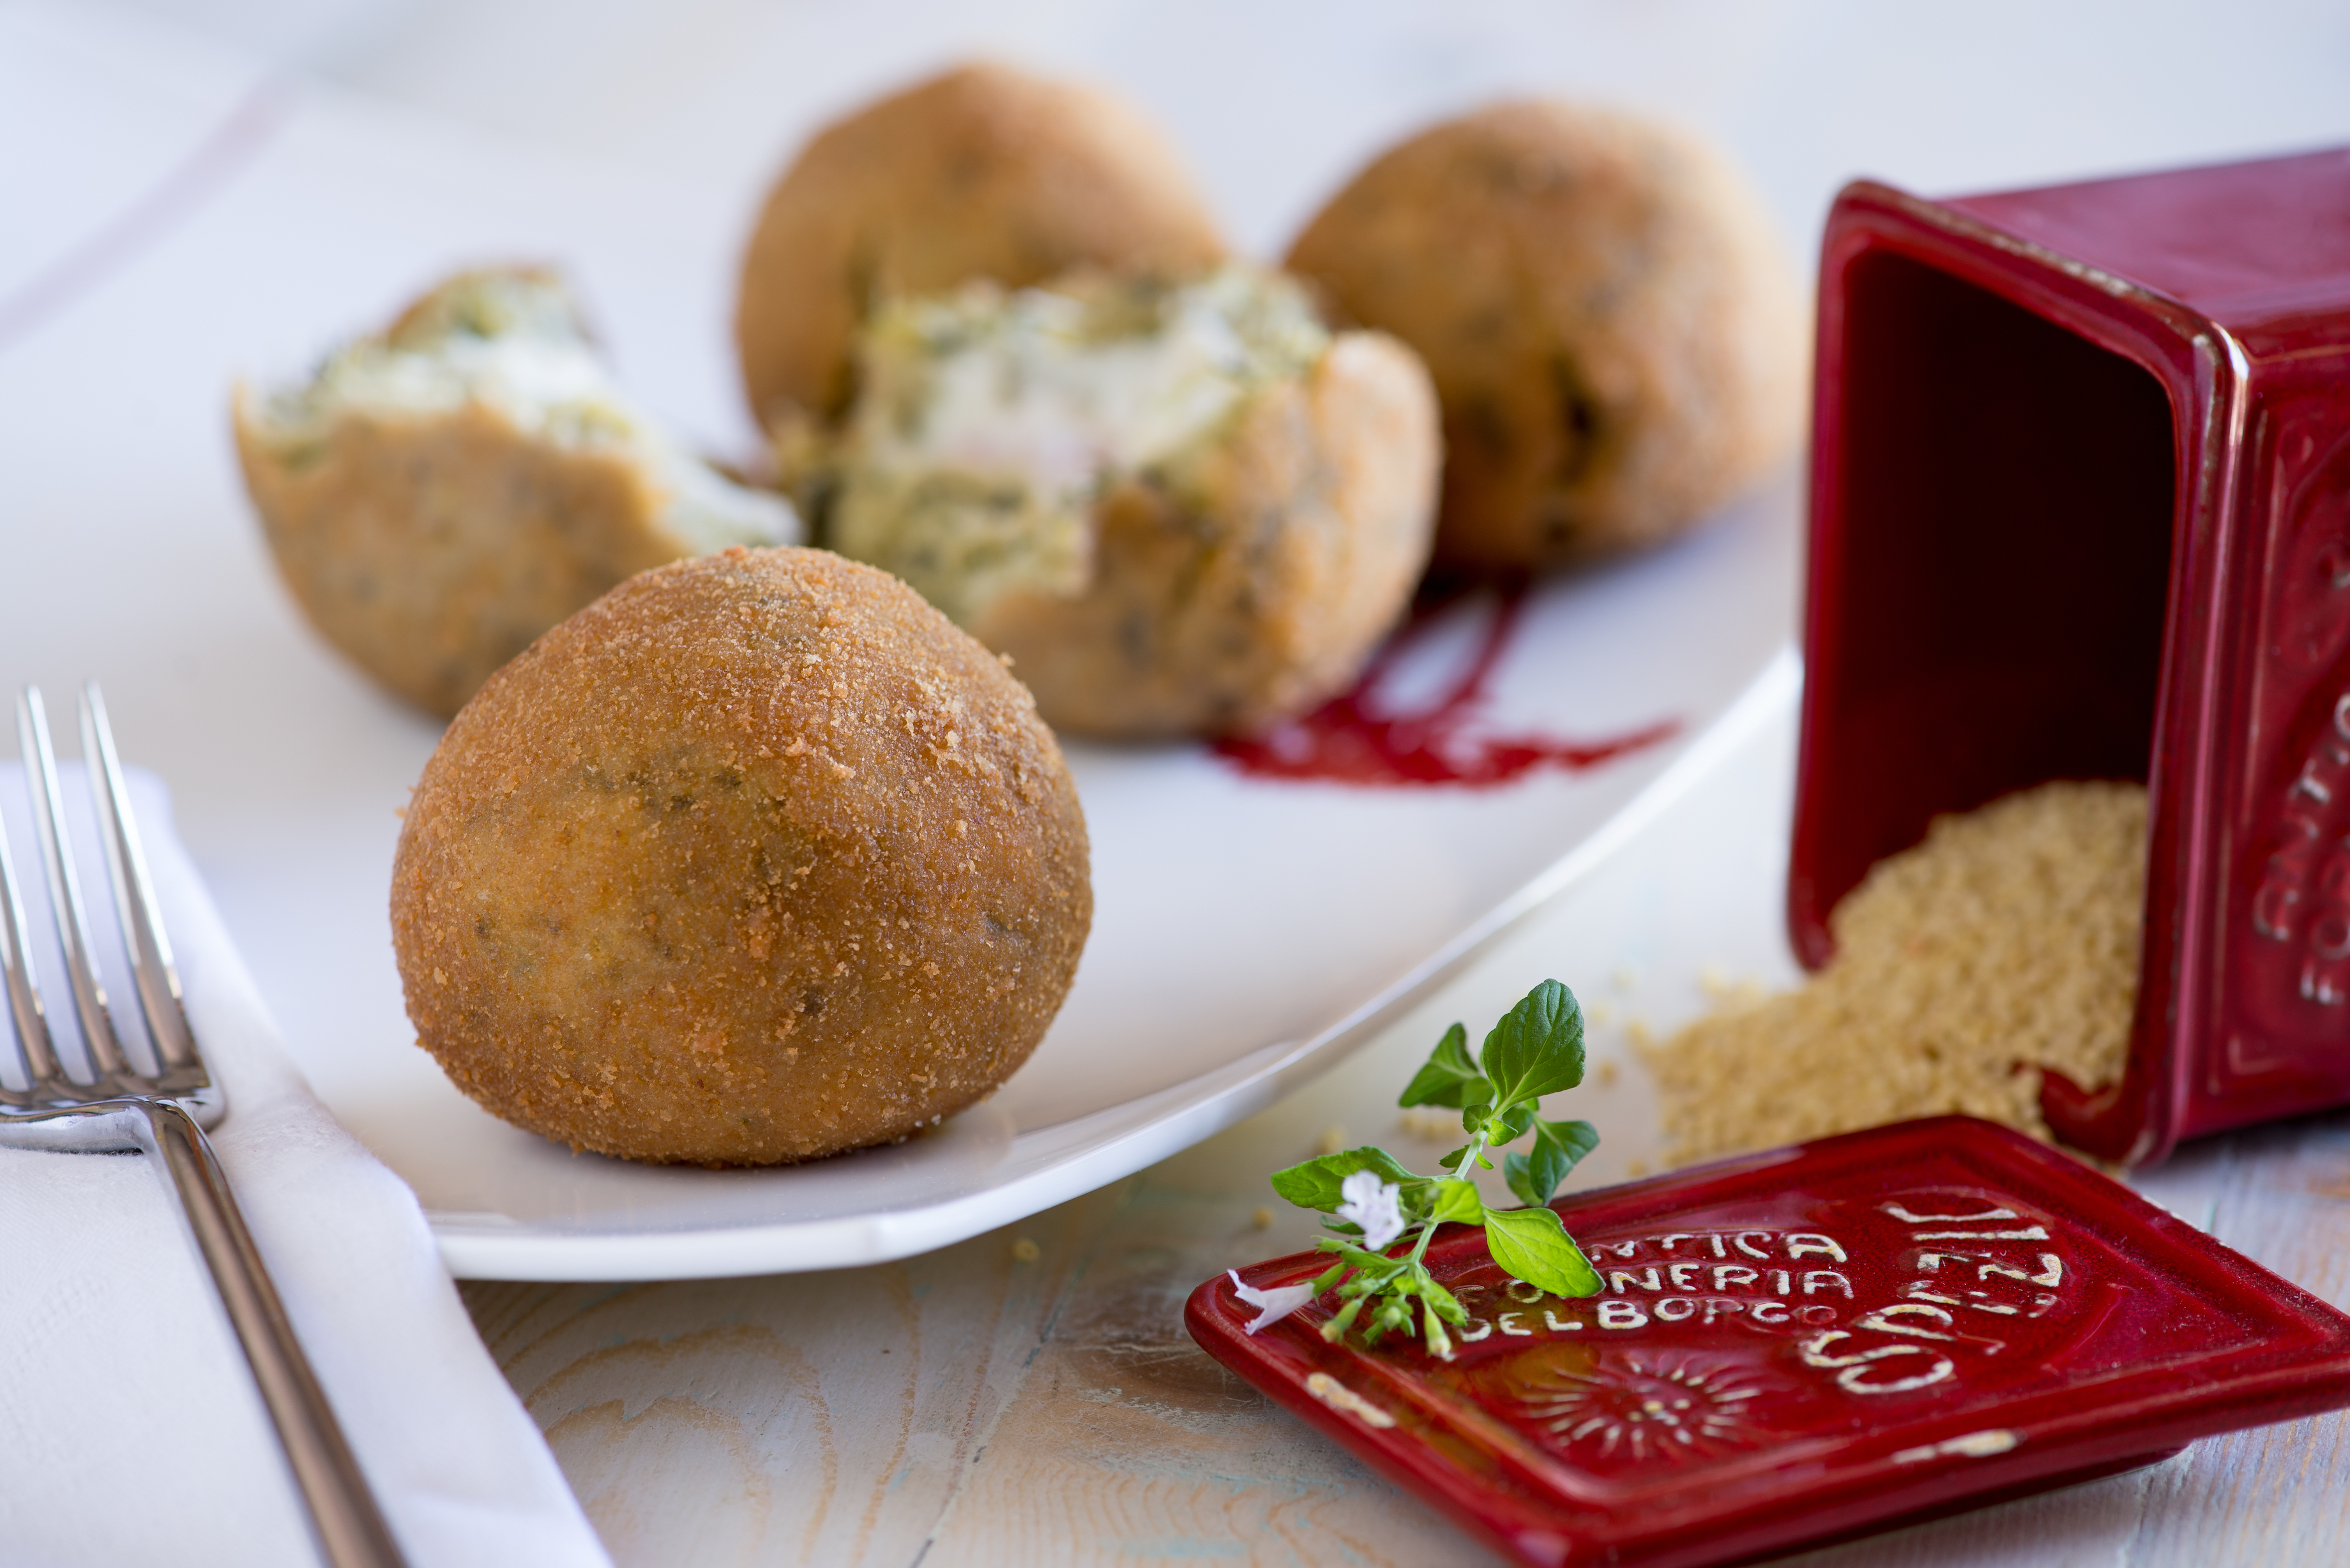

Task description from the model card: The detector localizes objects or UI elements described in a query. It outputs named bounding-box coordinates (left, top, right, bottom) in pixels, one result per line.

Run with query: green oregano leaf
left=1399, top=1022, right=1489, bottom=1110
left=1478, top=979, right=1585, bottom=1111
left=1482, top=1205, right=1602, bottom=1299
left=1269, top=1147, right=1419, bottom=1212
left=1484, top=1102, right=1538, bottom=1147
left=1501, top=1152, right=1540, bottom=1209
left=1503, top=1118, right=1603, bottom=1207
left=1429, top=1178, right=1484, bottom=1226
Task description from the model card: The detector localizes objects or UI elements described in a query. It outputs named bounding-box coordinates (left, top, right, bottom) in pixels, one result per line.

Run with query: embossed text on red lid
left=1186, top=1117, right=2350, bottom=1568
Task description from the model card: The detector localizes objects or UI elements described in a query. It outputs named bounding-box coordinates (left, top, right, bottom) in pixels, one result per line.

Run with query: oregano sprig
left=1242, top=980, right=1604, bottom=1358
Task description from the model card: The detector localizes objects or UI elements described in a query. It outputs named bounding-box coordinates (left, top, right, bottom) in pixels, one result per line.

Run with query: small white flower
left=1229, top=1270, right=1318, bottom=1334
left=1337, top=1170, right=1406, bottom=1250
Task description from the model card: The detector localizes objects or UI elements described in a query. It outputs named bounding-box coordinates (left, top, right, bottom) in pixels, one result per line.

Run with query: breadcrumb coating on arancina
left=390, top=545, right=1090, bottom=1166
left=1285, top=100, right=1808, bottom=571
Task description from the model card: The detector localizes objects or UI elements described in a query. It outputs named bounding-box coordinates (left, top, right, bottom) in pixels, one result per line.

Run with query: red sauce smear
left=1213, top=578, right=1680, bottom=787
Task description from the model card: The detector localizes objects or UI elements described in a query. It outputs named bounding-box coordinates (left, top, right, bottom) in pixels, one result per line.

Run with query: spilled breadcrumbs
left=1639, top=781, right=2148, bottom=1163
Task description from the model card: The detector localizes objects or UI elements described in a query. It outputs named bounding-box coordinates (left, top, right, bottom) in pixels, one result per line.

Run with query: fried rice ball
left=824, top=264, right=1439, bottom=737
left=390, top=546, right=1091, bottom=1166
left=734, top=60, right=1226, bottom=433
left=236, top=268, right=798, bottom=718
left=1285, top=100, right=1808, bottom=571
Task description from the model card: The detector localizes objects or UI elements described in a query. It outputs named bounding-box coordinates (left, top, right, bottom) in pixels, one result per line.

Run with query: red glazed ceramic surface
left=1186, top=1118, right=2350, bottom=1568
left=1793, top=149, right=2350, bottom=1163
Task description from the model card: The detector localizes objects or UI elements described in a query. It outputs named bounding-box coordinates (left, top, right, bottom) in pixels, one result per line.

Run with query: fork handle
left=140, top=1100, right=413, bottom=1568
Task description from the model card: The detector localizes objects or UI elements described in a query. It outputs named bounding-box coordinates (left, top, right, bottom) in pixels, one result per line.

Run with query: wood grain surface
left=460, top=717, right=2350, bottom=1567
left=462, top=1155, right=1501, bottom=1566
left=459, top=1104, right=2350, bottom=1568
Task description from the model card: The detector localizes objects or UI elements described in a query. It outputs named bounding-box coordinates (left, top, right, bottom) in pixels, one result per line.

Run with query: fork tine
left=0, top=773, right=61, bottom=1090
left=81, top=683, right=197, bottom=1071
left=17, top=686, right=130, bottom=1082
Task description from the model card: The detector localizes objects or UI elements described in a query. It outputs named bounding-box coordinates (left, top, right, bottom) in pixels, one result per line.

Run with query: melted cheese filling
left=252, top=271, right=796, bottom=554
left=832, top=266, right=1328, bottom=627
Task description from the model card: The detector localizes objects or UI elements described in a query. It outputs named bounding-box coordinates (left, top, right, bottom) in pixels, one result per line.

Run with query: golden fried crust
left=1284, top=101, right=1808, bottom=571
left=734, top=61, right=1226, bottom=431
left=389, top=547, right=1092, bottom=1166
left=234, top=395, right=696, bottom=718
left=972, top=331, right=1439, bottom=737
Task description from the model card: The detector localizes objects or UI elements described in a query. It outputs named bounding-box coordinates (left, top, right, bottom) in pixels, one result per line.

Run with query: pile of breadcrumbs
left=1639, top=780, right=2148, bottom=1163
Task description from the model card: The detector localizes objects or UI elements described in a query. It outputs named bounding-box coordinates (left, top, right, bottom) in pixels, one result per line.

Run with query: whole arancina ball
left=1285, top=100, right=1808, bottom=571
left=390, top=545, right=1092, bottom=1166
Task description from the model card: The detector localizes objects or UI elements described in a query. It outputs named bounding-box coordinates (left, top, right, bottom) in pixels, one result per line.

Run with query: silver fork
left=0, top=683, right=409, bottom=1568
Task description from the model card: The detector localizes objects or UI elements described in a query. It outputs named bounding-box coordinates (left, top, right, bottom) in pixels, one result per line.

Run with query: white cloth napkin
left=0, top=764, right=612, bottom=1568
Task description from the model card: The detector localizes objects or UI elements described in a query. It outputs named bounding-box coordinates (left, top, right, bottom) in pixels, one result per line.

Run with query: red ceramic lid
left=1186, top=1117, right=2350, bottom=1568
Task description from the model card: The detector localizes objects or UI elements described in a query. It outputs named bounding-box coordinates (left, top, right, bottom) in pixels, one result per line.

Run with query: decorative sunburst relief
left=1515, top=1349, right=1775, bottom=1462
left=1187, top=1117, right=2350, bottom=1568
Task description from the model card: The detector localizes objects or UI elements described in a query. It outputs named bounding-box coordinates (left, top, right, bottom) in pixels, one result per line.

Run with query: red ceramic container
left=1792, top=149, right=2350, bottom=1164
left=1186, top=1117, right=2350, bottom=1568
